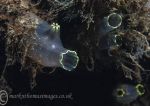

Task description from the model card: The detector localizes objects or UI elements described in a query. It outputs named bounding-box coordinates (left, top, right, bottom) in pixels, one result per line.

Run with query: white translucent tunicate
left=107, top=34, right=122, bottom=47
left=100, top=13, right=122, bottom=34
left=98, top=34, right=122, bottom=50
left=19, top=13, right=79, bottom=71
left=113, top=84, right=145, bottom=104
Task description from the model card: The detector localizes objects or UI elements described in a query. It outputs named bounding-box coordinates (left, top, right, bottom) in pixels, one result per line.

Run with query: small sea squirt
left=113, top=84, right=145, bottom=104
left=19, top=13, right=79, bottom=71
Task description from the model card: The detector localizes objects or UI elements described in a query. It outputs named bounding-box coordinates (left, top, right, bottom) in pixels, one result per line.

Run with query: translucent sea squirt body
left=19, top=13, right=79, bottom=71
left=100, top=13, right=122, bottom=34
left=113, top=84, right=145, bottom=104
